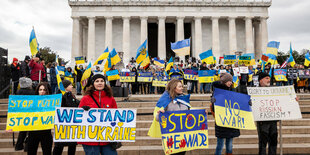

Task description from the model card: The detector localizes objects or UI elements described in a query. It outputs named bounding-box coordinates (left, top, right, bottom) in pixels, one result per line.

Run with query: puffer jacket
left=78, top=90, right=117, bottom=146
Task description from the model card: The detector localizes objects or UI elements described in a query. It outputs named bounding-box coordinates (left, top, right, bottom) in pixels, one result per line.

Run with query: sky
left=0, top=0, right=309, bottom=63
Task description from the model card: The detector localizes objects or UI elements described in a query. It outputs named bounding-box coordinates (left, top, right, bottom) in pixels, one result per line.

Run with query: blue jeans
left=215, top=138, right=233, bottom=155
left=82, top=145, right=117, bottom=155
left=76, top=82, right=81, bottom=94
left=200, top=83, right=207, bottom=93
left=51, top=84, right=58, bottom=94
left=206, top=83, right=211, bottom=93
left=288, top=79, right=293, bottom=85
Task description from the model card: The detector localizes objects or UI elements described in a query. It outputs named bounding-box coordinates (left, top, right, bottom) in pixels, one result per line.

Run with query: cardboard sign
left=198, top=70, right=216, bottom=83
left=233, top=68, right=240, bottom=76
left=159, top=109, right=208, bottom=155
left=261, top=55, right=269, bottom=62
left=213, top=88, right=256, bottom=130
left=120, top=72, right=136, bottom=82
left=137, top=72, right=153, bottom=82
left=224, top=55, right=236, bottom=65
left=6, top=94, right=62, bottom=131
left=247, top=86, right=302, bottom=121
left=239, top=67, right=249, bottom=74
left=54, top=108, right=136, bottom=142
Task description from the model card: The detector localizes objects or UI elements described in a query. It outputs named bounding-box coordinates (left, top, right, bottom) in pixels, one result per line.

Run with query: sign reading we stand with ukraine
left=6, top=94, right=62, bottom=131
left=159, top=109, right=208, bottom=155
left=213, top=88, right=256, bottom=130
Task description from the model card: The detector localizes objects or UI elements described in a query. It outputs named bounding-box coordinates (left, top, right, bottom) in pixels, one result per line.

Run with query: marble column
left=140, top=16, right=148, bottom=44
left=158, top=16, right=166, bottom=60
left=228, top=16, right=237, bottom=55
left=82, top=27, right=88, bottom=58
left=254, top=20, right=262, bottom=60
left=105, top=16, right=113, bottom=50
left=71, top=17, right=81, bottom=65
left=177, top=16, right=185, bottom=61
left=245, top=16, right=254, bottom=54
left=261, top=16, right=269, bottom=54
left=212, top=16, right=220, bottom=59
left=122, top=16, right=131, bottom=64
left=87, top=16, right=96, bottom=62
left=194, top=16, right=202, bottom=58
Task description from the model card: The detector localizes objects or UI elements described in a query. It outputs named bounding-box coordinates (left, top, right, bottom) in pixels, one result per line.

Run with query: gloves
left=248, top=100, right=252, bottom=106
left=82, top=106, right=91, bottom=111
left=211, top=97, right=216, bottom=104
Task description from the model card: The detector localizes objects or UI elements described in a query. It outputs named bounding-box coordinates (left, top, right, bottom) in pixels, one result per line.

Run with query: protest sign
left=159, top=109, right=208, bottom=155
left=239, top=67, right=249, bottom=74
left=169, top=74, right=184, bottom=81
left=247, top=86, right=302, bottom=121
left=224, top=55, right=236, bottom=65
left=304, top=69, right=310, bottom=78
left=238, top=56, right=251, bottom=66
left=75, top=56, right=85, bottom=64
left=120, top=72, right=136, bottom=82
left=184, top=69, right=198, bottom=81
left=54, top=107, right=136, bottom=142
left=287, top=68, right=298, bottom=79
left=6, top=94, right=62, bottom=131
left=219, top=70, right=227, bottom=74
left=137, top=72, right=153, bottom=82
left=213, top=88, right=256, bottom=130
left=232, top=68, right=240, bottom=76
left=198, top=70, right=216, bottom=83
left=274, top=69, right=288, bottom=81
left=153, top=76, right=168, bottom=87
left=253, top=75, right=259, bottom=87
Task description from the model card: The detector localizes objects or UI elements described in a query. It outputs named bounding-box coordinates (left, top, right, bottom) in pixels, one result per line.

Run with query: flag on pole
left=266, top=41, right=280, bottom=65
left=288, top=42, right=296, bottom=67
left=165, top=57, right=174, bottom=71
left=55, top=67, right=66, bottom=95
left=94, top=47, right=109, bottom=65
left=170, top=38, right=190, bottom=56
left=153, top=58, right=165, bottom=67
left=199, top=49, right=215, bottom=64
left=29, top=28, right=39, bottom=56
left=305, top=52, right=310, bottom=67
left=81, top=62, right=92, bottom=90
left=280, top=57, right=289, bottom=69
left=136, top=39, right=148, bottom=65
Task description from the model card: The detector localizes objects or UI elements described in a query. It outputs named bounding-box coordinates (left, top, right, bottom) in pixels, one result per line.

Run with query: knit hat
left=24, top=56, right=31, bottom=61
left=220, top=73, right=233, bottom=84
left=62, top=80, right=72, bottom=89
left=13, top=58, right=18, bottom=62
left=91, top=74, right=106, bottom=85
left=258, top=72, right=270, bottom=82
left=19, top=77, right=32, bottom=89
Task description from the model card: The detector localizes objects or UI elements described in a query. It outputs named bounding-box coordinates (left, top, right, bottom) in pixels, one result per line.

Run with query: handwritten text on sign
left=213, top=88, right=256, bottom=130
left=6, top=94, right=62, bottom=131
left=247, top=86, right=302, bottom=121
left=159, top=109, right=208, bottom=155
left=54, top=108, right=136, bottom=142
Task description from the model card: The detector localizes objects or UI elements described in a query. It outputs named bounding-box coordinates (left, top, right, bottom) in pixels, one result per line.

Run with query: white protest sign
left=219, top=70, right=227, bottom=74
left=253, top=76, right=259, bottom=87
left=232, top=68, right=240, bottom=76
left=54, top=107, right=136, bottom=142
left=247, top=86, right=302, bottom=121
left=239, top=67, right=249, bottom=74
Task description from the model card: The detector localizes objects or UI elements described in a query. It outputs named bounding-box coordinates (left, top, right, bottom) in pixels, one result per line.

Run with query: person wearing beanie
left=210, top=72, right=240, bottom=155
left=53, top=80, right=79, bottom=155
left=20, top=56, right=31, bottom=77
left=78, top=73, right=118, bottom=154
left=11, top=58, right=21, bottom=94
left=15, top=78, right=35, bottom=151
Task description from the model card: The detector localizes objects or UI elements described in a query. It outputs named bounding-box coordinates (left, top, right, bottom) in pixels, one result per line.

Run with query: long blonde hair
left=166, top=79, right=183, bottom=99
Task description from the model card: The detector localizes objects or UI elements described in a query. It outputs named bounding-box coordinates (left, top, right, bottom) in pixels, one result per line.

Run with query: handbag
left=89, top=95, right=122, bottom=150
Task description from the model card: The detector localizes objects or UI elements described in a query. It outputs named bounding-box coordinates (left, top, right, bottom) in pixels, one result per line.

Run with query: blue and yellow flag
left=154, top=58, right=165, bottom=67
left=171, top=38, right=190, bottom=56
left=266, top=41, right=280, bottom=65
left=136, top=39, right=148, bottom=65
left=81, top=62, right=92, bottom=90
left=110, top=48, right=121, bottom=65
left=56, top=66, right=65, bottom=76
left=200, top=49, right=215, bottom=64
left=165, top=57, right=174, bottom=72
left=213, top=88, right=256, bottom=130
left=55, top=67, right=66, bottom=95
left=140, top=53, right=150, bottom=68
left=233, top=76, right=239, bottom=88
left=94, top=47, right=109, bottom=66
left=106, top=70, right=120, bottom=81
left=288, top=43, right=296, bottom=67
left=29, top=28, right=39, bottom=56
left=75, top=56, right=85, bottom=64
left=305, top=52, right=310, bottom=67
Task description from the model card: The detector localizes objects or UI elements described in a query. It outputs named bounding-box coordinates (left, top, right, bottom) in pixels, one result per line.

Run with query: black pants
left=27, top=130, right=53, bottom=155
left=53, top=143, right=76, bottom=155
left=13, top=81, right=19, bottom=95
left=15, top=131, right=28, bottom=150
left=171, top=151, right=186, bottom=155
left=257, top=121, right=278, bottom=155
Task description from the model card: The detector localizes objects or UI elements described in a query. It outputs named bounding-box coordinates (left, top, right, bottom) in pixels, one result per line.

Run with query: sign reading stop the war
left=247, top=86, right=302, bottom=121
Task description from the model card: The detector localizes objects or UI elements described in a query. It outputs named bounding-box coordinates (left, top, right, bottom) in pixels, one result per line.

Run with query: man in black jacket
left=11, top=58, right=20, bottom=94
left=75, top=65, right=84, bottom=95
left=20, top=56, right=31, bottom=78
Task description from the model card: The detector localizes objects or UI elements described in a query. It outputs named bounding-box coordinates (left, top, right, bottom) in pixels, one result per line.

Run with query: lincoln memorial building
left=68, top=0, right=271, bottom=64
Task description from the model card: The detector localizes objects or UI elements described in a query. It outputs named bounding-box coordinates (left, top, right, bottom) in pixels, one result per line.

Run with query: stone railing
left=68, top=0, right=272, bottom=7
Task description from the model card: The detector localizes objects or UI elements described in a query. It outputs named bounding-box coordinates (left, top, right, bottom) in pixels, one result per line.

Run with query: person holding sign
left=210, top=73, right=240, bottom=155
left=27, top=82, right=53, bottom=155
left=78, top=74, right=118, bottom=155
left=53, top=80, right=80, bottom=155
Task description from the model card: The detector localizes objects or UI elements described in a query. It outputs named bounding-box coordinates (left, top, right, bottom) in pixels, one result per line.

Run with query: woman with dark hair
left=27, top=82, right=53, bottom=155
left=78, top=74, right=118, bottom=155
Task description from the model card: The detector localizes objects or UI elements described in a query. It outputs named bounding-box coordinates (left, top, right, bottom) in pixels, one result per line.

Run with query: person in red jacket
left=29, top=54, right=45, bottom=87
left=79, top=74, right=117, bottom=155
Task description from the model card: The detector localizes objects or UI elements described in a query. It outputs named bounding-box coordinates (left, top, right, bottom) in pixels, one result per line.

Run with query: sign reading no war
left=54, top=107, right=136, bottom=142
left=6, top=94, right=62, bottom=131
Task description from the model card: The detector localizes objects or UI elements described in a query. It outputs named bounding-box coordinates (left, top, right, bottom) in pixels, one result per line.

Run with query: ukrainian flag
left=165, top=57, right=174, bottom=72
left=242, top=53, right=256, bottom=66
left=94, top=47, right=109, bottom=66
left=305, top=52, right=310, bottom=67
left=288, top=43, right=296, bottom=67
left=153, top=58, right=165, bottom=67
left=136, top=39, right=148, bottom=65
left=106, top=69, right=120, bottom=81
left=170, top=38, right=190, bottom=56
left=29, top=28, right=39, bottom=56
left=57, top=66, right=65, bottom=76
left=55, top=67, right=66, bottom=95
left=75, top=56, right=85, bottom=64
left=110, top=48, right=121, bottom=65
left=81, top=62, right=92, bottom=90
left=266, top=41, right=280, bottom=65
left=140, top=53, right=150, bottom=68
left=200, top=49, right=215, bottom=64
left=233, top=76, right=239, bottom=88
